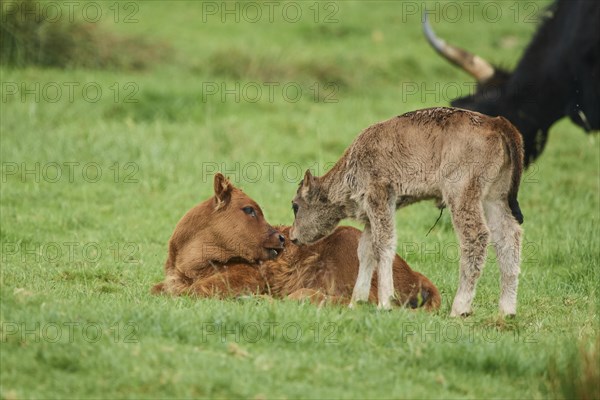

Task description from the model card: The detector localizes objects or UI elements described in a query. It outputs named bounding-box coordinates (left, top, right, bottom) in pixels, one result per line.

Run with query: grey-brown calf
left=290, top=107, right=524, bottom=316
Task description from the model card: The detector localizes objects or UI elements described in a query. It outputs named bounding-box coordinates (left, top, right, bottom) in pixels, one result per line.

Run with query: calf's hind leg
left=484, top=200, right=522, bottom=316
left=448, top=196, right=489, bottom=317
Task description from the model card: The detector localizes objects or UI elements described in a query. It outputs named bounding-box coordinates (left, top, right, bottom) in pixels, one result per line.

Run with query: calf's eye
left=292, top=203, right=299, bottom=217
left=242, top=206, right=256, bottom=218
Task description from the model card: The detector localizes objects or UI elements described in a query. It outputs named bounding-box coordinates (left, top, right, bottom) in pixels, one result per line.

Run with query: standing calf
left=290, top=107, right=524, bottom=316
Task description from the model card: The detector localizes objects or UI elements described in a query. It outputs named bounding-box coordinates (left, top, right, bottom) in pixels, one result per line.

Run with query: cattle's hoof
left=349, top=300, right=369, bottom=308
left=450, top=310, right=472, bottom=318
left=500, top=305, right=517, bottom=318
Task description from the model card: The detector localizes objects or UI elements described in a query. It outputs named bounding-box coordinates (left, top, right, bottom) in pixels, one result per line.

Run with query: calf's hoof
left=450, top=308, right=472, bottom=318
left=349, top=300, right=370, bottom=309
left=499, top=303, right=517, bottom=318
left=377, top=301, right=393, bottom=311
left=500, top=312, right=517, bottom=319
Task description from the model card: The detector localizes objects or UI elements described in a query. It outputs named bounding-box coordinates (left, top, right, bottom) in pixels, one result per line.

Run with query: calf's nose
left=278, top=234, right=285, bottom=244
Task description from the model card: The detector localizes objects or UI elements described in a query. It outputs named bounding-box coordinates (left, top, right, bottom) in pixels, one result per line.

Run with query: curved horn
left=423, top=12, right=495, bottom=83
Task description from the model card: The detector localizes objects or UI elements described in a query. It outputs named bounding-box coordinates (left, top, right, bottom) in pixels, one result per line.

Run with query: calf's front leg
left=188, top=264, right=267, bottom=298
left=351, top=223, right=376, bottom=306
left=364, top=189, right=397, bottom=310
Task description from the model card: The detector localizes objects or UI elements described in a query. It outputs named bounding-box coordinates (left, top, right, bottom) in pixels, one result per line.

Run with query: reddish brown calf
left=152, top=174, right=440, bottom=310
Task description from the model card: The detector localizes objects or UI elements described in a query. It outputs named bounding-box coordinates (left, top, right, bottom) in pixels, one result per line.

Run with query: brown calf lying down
left=152, top=173, right=440, bottom=309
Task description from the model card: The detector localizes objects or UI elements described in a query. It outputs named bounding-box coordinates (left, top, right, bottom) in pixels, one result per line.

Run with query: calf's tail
left=498, top=117, right=525, bottom=224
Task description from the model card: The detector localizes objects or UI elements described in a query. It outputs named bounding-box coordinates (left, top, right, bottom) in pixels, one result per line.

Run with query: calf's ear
left=214, top=172, right=233, bottom=209
left=301, top=169, right=315, bottom=189
left=300, top=169, right=315, bottom=197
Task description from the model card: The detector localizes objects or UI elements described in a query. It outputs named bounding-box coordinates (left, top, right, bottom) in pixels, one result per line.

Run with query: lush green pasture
left=1, top=1, right=598, bottom=398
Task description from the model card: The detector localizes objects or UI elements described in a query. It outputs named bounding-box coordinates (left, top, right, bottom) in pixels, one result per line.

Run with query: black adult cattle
left=423, top=0, right=600, bottom=165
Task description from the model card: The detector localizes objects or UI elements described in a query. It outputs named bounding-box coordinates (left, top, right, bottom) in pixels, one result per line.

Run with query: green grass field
left=1, top=1, right=598, bottom=398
